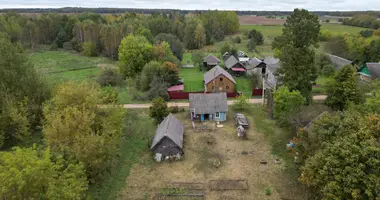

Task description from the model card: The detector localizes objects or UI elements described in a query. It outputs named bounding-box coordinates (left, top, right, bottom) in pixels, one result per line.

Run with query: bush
left=232, top=95, right=250, bottom=111
left=265, top=186, right=272, bottom=196
left=374, top=28, right=380, bottom=36
left=234, top=36, right=241, bottom=44
left=97, top=68, right=123, bottom=87
left=83, top=41, right=98, bottom=57
left=49, top=43, right=58, bottom=51
left=359, top=29, right=374, bottom=38
left=319, top=30, right=332, bottom=41
left=273, top=86, right=306, bottom=126
left=100, top=86, right=118, bottom=104
left=149, top=97, right=169, bottom=124
left=321, top=64, right=336, bottom=76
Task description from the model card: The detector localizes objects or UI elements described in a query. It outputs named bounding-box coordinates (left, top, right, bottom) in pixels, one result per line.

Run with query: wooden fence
left=168, top=91, right=238, bottom=100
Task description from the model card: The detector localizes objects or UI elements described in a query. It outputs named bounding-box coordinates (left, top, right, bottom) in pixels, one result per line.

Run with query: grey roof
left=150, top=114, right=184, bottom=150
left=203, top=54, right=220, bottom=65
left=367, top=62, right=380, bottom=79
left=246, top=57, right=263, bottom=70
left=204, top=65, right=236, bottom=84
left=263, top=56, right=280, bottom=65
left=189, top=93, right=228, bottom=115
left=326, top=53, right=352, bottom=69
left=224, top=56, right=239, bottom=69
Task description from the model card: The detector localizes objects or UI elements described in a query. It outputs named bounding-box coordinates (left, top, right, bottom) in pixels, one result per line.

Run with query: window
left=215, top=112, right=220, bottom=118
left=219, top=77, right=223, bottom=82
left=212, top=86, right=215, bottom=90
left=226, top=86, right=230, bottom=89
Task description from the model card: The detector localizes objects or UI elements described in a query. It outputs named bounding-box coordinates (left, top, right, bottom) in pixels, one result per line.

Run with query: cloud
left=0, top=0, right=379, bottom=11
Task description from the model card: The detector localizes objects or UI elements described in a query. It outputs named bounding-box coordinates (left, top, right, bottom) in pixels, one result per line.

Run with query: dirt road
left=121, top=95, right=327, bottom=109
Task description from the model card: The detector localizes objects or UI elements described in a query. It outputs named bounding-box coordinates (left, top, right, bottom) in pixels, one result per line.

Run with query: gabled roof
left=326, top=53, right=352, bottom=69
left=224, top=56, right=239, bottom=69
left=203, top=54, right=220, bottom=65
left=204, top=65, right=236, bottom=84
left=263, top=56, right=280, bottom=65
left=246, top=57, right=263, bottom=70
left=366, top=62, right=380, bottom=79
left=189, top=93, right=228, bottom=115
left=150, top=114, right=184, bottom=150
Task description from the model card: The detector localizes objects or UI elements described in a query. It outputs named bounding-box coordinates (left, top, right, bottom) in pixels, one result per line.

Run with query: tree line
left=1, top=8, right=380, bottom=18
left=343, top=14, right=380, bottom=29
left=0, top=10, right=239, bottom=59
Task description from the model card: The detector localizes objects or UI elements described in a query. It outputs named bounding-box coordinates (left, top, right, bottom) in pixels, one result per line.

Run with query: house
left=203, top=54, right=220, bottom=69
left=189, top=93, right=228, bottom=122
left=326, top=53, right=353, bottom=70
left=204, top=65, right=236, bottom=93
left=224, top=55, right=246, bottom=76
left=150, top=114, right=184, bottom=162
left=358, top=62, right=380, bottom=81
left=246, top=57, right=266, bottom=75
left=263, top=56, right=281, bottom=89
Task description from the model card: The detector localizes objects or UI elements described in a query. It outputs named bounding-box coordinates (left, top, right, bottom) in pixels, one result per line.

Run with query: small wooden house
left=150, top=114, right=184, bottom=162
left=204, top=65, right=236, bottom=93
left=203, top=54, right=220, bottom=69
left=224, top=55, right=246, bottom=76
left=189, top=93, right=228, bottom=122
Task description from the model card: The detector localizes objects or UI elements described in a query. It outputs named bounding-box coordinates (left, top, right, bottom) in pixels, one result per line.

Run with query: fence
left=252, top=89, right=263, bottom=96
left=168, top=91, right=238, bottom=100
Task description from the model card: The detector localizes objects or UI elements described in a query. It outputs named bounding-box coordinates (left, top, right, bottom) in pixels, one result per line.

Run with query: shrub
left=97, top=68, right=122, bottom=87
left=247, top=39, right=256, bottom=52
left=321, top=64, right=336, bottom=76
left=49, top=43, right=58, bottom=51
left=100, top=86, right=118, bottom=104
left=265, top=186, right=272, bottom=196
left=71, top=38, right=82, bottom=52
left=273, top=86, right=306, bottom=126
left=83, top=41, right=98, bottom=57
left=147, top=77, right=170, bottom=101
left=232, top=94, right=250, bottom=111
left=374, top=28, right=380, bottom=36
left=149, top=97, right=169, bottom=124
left=319, top=30, right=332, bottom=41
left=359, top=29, right=374, bottom=38
left=234, top=36, right=241, bottom=44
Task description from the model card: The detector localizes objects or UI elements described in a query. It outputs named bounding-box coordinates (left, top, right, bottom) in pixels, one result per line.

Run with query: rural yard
left=119, top=110, right=308, bottom=200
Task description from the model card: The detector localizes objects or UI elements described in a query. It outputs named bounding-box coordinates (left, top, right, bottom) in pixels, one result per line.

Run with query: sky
left=0, top=0, right=379, bottom=11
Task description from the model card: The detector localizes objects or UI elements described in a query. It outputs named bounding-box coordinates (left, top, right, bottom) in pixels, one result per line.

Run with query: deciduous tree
left=149, top=97, right=169, bottom=124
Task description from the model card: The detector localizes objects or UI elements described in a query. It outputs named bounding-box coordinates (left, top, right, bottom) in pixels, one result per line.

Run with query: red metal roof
left=167, top=84, right=184, bottom=92
left=231, top=68, right=246, bottom=72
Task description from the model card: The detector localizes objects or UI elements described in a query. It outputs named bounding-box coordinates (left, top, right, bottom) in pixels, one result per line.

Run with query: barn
left=150, top=114, right=184, bottom=162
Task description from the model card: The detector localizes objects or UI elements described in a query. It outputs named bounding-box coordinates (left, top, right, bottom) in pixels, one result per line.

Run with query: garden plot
left=119, top=110, right=305, bottom=200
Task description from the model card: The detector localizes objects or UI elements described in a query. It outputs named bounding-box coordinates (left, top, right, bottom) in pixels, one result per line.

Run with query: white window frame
left=215, top=112, right=220, bottom=118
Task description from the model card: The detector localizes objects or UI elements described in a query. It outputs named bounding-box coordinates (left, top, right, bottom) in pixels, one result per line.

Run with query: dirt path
left=121, top=95, right=327, bottom=109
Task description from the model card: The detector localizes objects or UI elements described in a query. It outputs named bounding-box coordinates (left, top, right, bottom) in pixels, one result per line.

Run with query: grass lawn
left=236, top=77, right=253, bottom=96
left=88, top=109, right=155, bottom=200
left=29, top=50, right=115, bottom=85
left=179, top=67, right=204, bottom=92
left=312, top=76, right=333, bottom=95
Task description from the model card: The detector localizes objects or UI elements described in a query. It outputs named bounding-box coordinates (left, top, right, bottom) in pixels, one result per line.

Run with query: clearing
left=29, top=50, right=115, bottom=85
left=119, top=108, right=308, bottom=200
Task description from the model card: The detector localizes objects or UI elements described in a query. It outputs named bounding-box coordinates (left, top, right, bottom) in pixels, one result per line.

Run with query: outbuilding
left=189, top=93, right=228, bottom=122
left=150, top=114, right=184, bottom=162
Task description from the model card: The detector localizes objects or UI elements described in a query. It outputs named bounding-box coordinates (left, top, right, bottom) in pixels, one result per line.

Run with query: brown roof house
left=150, top=114, right=184, bottom=162
left=224, top=55, right=246, bottom=76
left=203, top=54, right=220, bottom=69
left=189, top=93, right=228, bottom=122
left=204, top=65, right=236, bottom=93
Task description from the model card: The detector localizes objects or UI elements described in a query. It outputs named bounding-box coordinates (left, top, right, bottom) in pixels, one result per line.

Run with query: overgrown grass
left=88, top=109, right=155, bottom=200
left=29, top=50, right=115, bottom=85
left=235, top=77, right=252, bottom=96
left=312, top=76, right=332, bottom=95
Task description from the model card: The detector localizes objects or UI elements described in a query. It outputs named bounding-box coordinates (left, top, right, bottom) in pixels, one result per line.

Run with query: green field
left=29, top=50, right=114, bottom=85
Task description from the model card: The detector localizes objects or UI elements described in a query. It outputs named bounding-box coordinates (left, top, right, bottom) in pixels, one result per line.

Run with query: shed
left=359, top=62, right=380, bottom=81
left=150, top=114, right=184, bottom=162
left=224, top=55, right=246, bottom=76
left=203, top=54, right=220, bottom=69
left=189, top=93, right=228, bottom=122
left=246, top=57, right=266, bottom=75
left=204, top=65, right=236, bottom=93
